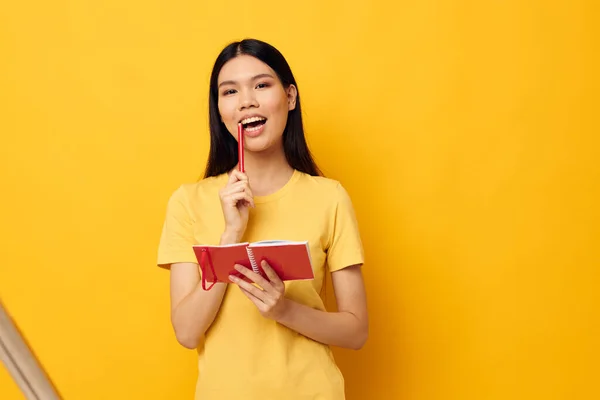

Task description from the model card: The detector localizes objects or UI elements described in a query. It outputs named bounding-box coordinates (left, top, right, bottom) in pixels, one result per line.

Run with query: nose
left=237, top=88, right=258, bottom=111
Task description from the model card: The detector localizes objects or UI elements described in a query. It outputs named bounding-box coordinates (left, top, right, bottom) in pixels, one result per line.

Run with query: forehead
left=218, top=55, right=276, bottom=83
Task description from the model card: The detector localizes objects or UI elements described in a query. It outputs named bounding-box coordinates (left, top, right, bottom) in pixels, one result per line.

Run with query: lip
left=238, top=113, right=267, bottom=124
left=242, top=120, right=266, bottom=138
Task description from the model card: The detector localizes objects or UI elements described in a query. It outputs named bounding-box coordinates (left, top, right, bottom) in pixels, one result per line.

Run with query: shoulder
left=297, top=173, right=350, bottom=196
left=168, top=173, right=228, bottom=203
left=295, top=172, right=355, bottom=207
left=172, top=174, right=227, bottom=198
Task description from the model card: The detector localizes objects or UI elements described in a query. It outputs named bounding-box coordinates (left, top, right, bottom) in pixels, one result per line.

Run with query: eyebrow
left=218, top=73, right=275, bottom=88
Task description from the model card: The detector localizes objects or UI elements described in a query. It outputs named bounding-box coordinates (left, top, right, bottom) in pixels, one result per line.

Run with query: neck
left=235, top=144, right=294, bottom=196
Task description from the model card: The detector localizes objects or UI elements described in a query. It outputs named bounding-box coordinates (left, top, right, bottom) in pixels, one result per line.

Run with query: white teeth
left=240, top=116, right=266, bottom=125
left=245, top=124, right=263, bottom=132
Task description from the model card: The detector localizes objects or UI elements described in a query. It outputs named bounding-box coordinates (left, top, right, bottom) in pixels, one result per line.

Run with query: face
left=217, top=55, right=297, bottom=153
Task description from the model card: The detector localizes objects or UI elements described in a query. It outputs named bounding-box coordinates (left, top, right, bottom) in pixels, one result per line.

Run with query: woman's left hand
left=229, top=260, right=288, bottom=321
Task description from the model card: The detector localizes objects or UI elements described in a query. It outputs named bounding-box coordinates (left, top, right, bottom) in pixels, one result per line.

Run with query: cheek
left=218, top=98, right=236, bottom=123
left=263, top=93, right=289, bottom=123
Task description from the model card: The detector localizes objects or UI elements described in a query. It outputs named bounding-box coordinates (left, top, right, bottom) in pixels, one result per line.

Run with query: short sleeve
left=326, top=183, right=365, bottom=272
left=157, top=185, right=198, bottom=269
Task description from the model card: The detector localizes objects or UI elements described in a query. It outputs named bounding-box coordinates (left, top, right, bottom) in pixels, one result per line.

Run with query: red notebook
left=192, top=240, right=314, bottom=290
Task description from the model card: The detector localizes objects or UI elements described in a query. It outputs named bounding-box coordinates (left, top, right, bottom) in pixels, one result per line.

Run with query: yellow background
left=1, top=1, right=598, bottom=399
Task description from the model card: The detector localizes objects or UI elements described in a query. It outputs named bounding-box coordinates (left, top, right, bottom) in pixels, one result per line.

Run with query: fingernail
left=234, top=264, right=241, bottom=271
left=229, top=275, right=238, bottom=282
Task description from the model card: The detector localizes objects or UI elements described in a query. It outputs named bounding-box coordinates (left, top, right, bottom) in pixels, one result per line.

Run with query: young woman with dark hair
left=157, top=38, right=368, bottom=400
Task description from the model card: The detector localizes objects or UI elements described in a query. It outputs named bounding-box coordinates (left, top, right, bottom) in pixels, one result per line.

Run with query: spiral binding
left=246, top=247, right=260, bottom=274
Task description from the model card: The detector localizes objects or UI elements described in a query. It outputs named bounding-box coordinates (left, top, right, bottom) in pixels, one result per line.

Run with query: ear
left=286, top=84, right=298, bottom=111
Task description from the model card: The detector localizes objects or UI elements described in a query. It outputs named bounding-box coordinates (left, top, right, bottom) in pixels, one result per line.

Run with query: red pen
left=238, top=123, right=245, bottom=172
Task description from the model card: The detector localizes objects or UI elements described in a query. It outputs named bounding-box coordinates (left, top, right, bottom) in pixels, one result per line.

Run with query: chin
left=246, top=136, right=282, bottom=154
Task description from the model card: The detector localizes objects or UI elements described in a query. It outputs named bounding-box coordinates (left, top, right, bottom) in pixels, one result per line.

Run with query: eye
left=256, top=82, right=270, bottom=89
left=222, top=89, right=237, bottom=96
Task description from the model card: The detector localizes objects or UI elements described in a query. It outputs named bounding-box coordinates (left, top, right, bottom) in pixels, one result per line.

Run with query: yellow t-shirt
left=157, top=169, right=364, bottom=400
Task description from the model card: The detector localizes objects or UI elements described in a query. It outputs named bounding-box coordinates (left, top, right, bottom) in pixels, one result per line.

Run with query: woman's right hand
left=219, top=170, right=255, bottom=241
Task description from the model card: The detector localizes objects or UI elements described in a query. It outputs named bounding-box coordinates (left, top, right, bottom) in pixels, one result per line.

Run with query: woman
left=157, top=38, right=368, bottom=399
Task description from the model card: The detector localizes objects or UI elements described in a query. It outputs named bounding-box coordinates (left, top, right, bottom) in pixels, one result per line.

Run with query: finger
left=238, top=286, right=268, bottom=312
left=234, top=264, right=275, bottom=292
left=260, top=260, right=284, bottom=289
left=228, top=169, right=249, bottom=184
left=229, top=274, right=266, bottom=300
left=224, top=170, right=248, bottom=189
left=226, top=170, right=239, bottom=185
left=222, top=183, right=254, bottom=207
left=225, top=192, right=255, bottom=208
left=230, top=180, right=249, bottom=190
left=222, top=178, right=247, bottom=191
left=229, top=183, right=254, bottom=201
left=244, top=185, right=254, bottom=199
left=221, top=182, right=248, bottom=197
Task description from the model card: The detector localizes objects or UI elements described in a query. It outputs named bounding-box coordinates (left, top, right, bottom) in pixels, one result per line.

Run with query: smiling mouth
left=240, top=116, right=267, bottom=132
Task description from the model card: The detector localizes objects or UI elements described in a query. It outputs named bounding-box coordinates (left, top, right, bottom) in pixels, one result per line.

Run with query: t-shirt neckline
left=222, top=169, right=301, bottom=204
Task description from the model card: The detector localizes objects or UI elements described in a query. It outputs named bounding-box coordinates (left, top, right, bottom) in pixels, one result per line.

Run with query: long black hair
left=203, top=38, right=322, bottom=178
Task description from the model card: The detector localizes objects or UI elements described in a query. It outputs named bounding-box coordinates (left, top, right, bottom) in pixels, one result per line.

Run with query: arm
left=168, top=170, right=254, bottom=349
left=169, top=231, right=240, bottom=349
left=230, top=262, right=368, bottom=350
left=277, top=265, right=368, bottom=350
left=228, top=183, right=367, bottom=349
